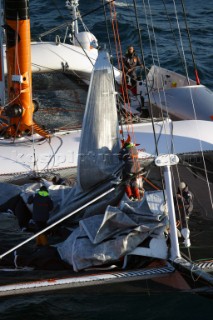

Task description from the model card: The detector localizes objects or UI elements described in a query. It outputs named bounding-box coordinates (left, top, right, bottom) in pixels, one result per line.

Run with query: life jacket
left=123, top=52, right=141, bottom=70
left=119, top=143, right=140, bottom=174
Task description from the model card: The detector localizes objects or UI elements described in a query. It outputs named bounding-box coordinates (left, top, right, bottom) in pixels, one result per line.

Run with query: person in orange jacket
left=118, top=141, right=142, bottom=200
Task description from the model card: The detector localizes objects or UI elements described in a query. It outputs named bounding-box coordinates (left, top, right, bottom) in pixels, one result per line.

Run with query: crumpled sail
left=77, top=50, right=121, bottom=191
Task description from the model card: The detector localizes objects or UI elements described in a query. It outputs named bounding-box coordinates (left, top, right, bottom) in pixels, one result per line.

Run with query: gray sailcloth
left=77, top=50, right=121, bottom=191
left=57, top=191, right=168, bottom=271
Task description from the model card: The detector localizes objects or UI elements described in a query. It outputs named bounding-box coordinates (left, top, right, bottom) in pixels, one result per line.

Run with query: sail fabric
left=57, top=191, right=168, bottom=271
left=77, top=50, right=121, bottom=191
left=0, top=183, right=21, bottom=207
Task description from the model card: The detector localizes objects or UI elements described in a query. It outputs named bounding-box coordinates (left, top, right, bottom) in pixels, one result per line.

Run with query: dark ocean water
left=0, top=0, right=213, bottom=319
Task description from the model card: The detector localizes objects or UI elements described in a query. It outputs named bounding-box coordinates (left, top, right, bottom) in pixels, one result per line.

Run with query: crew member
left=118, top=140, right=142, bottom=200
left=175, top=181, right=194, bottom=228
left=123, top=46, right=143, bottom=87
left=28, top=185, right=53, bottom=246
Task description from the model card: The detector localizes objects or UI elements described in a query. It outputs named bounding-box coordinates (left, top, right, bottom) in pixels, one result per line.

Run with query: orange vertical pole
left=5, top=0, right=33, bottom=133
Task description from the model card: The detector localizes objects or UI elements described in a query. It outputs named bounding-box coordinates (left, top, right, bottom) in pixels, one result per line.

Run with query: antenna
left=65, top=0, right=79, bottom=40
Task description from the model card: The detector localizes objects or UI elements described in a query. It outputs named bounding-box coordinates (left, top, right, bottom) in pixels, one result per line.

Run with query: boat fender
left=32, top=99, right=39, bottom=113
left=74, top=31, right=98, bottom=50
left=181, top=227, right=191, bottom=247
left=61, top=62, right=69, bottom=72
left=55, top=35, right=61, bottom=46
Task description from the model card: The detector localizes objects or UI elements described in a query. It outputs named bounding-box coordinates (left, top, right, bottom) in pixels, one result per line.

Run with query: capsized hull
left=0, top=259, right=212, bottom=298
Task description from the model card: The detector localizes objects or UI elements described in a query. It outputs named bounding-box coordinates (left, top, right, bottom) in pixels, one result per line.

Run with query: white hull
left=130, top=65, right=213, bottom=121
left=0, top=130, right=80, bottom=183
left=3, top=42, right=121, bottom=85
left=3, top=42, right=98, bottom=85
left=1, top=119, right=213, bottom=183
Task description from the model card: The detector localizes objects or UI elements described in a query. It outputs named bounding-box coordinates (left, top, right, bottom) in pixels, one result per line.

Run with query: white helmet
left=179, top=182, right=186, bottom=190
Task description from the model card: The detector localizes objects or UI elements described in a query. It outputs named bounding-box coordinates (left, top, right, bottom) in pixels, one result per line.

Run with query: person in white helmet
left=175, top=181, right=194, bottom=227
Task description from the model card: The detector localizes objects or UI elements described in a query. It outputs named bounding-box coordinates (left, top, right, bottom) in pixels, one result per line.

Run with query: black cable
left=132, top=0, right=159, bottom=157
left=161, top=0, right=185, bottom=72
left=180, top=0, right=200, bottom=84
left=102, top=0, right=112, bottom=56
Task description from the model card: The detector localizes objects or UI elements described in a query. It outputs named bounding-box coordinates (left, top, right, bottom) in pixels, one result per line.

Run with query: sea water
left=0, top=0, right=212, bottom=319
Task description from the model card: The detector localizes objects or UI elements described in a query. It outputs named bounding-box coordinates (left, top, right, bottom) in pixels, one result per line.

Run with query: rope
left=180, top=0, right=200, bottom=85
left=141, top=175, right=160, bottom=190
left=109, top=1, right=136, bottom=144
left=102, top=0, right=113, bottom=57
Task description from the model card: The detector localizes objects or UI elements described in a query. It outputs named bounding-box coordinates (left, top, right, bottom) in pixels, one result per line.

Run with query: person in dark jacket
left=52, top=174, right=68, bottom=186
left=14, top=195, right=32, bottom=231
left=28, top=185, right=53, bottom=246
left=175, top=181, right=194, bottom=228
left=118, top=141, right=141, bottom=200
left=123, top=46, right=143, bottom=86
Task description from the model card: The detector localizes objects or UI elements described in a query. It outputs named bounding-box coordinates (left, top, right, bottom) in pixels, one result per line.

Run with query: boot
left=125, top=185, right=133, bottom=198
left=133, top=187, right=140, bottom=200
left=36, top=234, right=48, bottom=246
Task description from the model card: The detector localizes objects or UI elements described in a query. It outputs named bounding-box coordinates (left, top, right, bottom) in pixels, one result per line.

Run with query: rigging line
left=101, top=3, right=124, bottom=138
left=147, top=0, right=161, bottom=66
left=113, top=15, right=138, bottom=145
left=109, top=2, right=132, bottom=136
left=172, top=0, right=190, bottom=85
left=141, top=175, right=160, bottom=190
left=161, top=0, right=185, bottom=71
left=102, top=0, right=113, bottom=56
left=180, top=0, right=200, bottom=85
left=171, top=169, right=191, bottom=252
left=172, top=0, right=213, bottom=212
left=185, top=165, right=213, bottom=184
left=135, top=2, right=170, bottom=194
left=141, top=0, right=166, bottom=127
left=146, top=0, right=171, bottom=126
left=180, top=160, right=213, bottom=177
left=133, top=0, right=159, bottom=155
left=122, top=0, right=139, bottom=36
left=31, top=122, right=38, bottom=172
left=142, top=0, right=154, bottom=64
left=15, top=13, right=21, bottom=77
left=72, top=33, right=94, bottom=67
left=135, top=0, right=171, bottom=193
left=44, top=135, right=64, bottom=170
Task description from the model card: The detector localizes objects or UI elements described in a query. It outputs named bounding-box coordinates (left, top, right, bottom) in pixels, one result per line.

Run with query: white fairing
left=0, top=130, right=81, bottom=182
left=74, top=31, right=98, bottom=50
